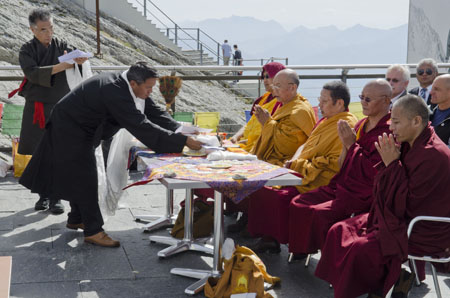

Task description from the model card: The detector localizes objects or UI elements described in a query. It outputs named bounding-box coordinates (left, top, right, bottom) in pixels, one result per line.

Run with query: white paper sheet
left=58, top=49, right=93, bottom=63
left=175, top=125, right=212, bottom=135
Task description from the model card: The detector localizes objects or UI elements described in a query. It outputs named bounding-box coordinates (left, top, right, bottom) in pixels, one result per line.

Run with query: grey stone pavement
left=0, top=170, right=449, bottom=298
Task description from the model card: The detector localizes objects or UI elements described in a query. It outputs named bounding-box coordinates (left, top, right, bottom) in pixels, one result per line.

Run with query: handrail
left=2, top=63, right=450, bottom=71
left=143, top=0, right=221, bottom=63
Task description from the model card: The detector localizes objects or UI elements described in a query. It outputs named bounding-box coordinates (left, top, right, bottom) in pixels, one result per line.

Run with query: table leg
left=170, top=190, right=224, bottom=295
left=134, top=189, right=176, bottom=232
left=150, top=188, right=213, bottom=258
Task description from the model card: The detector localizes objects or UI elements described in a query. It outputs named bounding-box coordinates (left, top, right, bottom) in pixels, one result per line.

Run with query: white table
left=153, top=173, right=302, bottom=295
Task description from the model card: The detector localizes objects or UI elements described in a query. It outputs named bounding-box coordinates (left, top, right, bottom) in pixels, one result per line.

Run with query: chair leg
left=430, top=263, right=442, bottom=298
left=410, top=259, right=421, bottom=286
left=304, top=254, right=312, bottom=267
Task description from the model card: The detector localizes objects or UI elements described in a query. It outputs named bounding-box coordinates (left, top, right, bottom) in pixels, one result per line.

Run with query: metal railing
left=2, top=63, right=450, bottom=101
left=133, top=0, right=223, bottom=64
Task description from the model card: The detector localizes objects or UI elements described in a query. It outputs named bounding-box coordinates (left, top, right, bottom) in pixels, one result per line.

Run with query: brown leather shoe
left=66, top=223, right=85, bottom=230
left=84, top=232, right=120, bottom=247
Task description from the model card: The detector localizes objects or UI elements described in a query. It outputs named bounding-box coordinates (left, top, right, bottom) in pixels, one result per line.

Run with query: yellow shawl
left=290, top=111, right=358, bottom=193
left=251, top=94, right=316, bottom=166
left=240, top=92, right=279, bottom=152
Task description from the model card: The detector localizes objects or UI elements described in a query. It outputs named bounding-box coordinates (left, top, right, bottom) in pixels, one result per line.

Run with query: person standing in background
left=221, top=40, right=232, bottom=66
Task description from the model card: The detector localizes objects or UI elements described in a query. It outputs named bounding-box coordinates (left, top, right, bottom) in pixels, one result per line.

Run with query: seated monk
left=195, top=69, right=315, bottom=221
left=315, top=94, right=450, bottom=298
left=246, top=81, right=358, bottom=253
left=287, top=79, right=392, bottom=257
left=230, top=62, right=285, bottom=152
left=251, top=68, right=316, bottom=166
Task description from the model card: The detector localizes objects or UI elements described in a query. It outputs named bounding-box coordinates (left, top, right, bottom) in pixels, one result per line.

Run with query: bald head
left=393, top=95, right=429, bottom=127
left=360, top=79, right=392, bottom=118
left=275, top=69, right=300, bottom=86
left=365, top=79, right=393, bottom=97
left=272, top=69, right=300, bottom=104
left=431, top=74, right=450, bottom=110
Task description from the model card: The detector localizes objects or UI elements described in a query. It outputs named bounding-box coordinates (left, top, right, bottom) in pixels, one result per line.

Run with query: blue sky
left=148, top=0, right=410, bottom=30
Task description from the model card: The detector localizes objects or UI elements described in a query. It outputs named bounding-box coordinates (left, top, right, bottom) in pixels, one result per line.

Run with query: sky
left=149, top=0, right=410, bottom=31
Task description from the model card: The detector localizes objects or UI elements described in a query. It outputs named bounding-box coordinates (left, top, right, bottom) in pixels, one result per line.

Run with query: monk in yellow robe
left=251, top=69, right=316, bottom=166
left=245, top=81, right=358, bottom=253
left=230, top=62, right=285, bottom=152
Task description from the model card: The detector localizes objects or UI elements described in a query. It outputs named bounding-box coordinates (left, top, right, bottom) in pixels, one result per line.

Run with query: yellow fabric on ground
left=240, top=92, right=278, bottom=152
left=290, top=111, right=358, bottom=193
left=251, top=94, right=316, bottom=166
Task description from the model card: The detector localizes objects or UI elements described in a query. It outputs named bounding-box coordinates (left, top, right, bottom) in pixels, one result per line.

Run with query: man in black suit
left=385, top=64, right=409, bottom=106
left=409, top=58, right=438, bottom=109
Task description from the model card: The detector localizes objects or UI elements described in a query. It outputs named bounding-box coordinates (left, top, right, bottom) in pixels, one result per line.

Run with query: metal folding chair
left=387, top=215, right=450, bottom=298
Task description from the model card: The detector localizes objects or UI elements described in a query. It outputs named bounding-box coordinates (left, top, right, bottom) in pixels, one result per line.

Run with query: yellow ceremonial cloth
left=251, top=94, right=316, bottom=166
left=290, top=111, right=358, bottom=193
left=240, top=92, right=278, bottom=152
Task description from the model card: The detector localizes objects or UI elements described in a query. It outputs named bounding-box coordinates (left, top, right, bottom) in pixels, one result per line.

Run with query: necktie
left=419, top=88, right=427, bottom=100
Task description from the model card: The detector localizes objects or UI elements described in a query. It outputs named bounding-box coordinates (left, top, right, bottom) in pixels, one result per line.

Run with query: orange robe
left=240, top=92, right=281, bottom=152
left=251, top=94, right=316, bottom=166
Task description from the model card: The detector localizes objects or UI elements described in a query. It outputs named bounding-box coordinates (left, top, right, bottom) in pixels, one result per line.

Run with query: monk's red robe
left=288, top=114, right=390, bottom=254
left=315, top=125, right=450, bottom=298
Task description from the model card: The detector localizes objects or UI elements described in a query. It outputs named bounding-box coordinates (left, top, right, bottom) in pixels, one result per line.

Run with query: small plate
left=208, top=164, right=232, bottom=169
left=183, top=151, right=207, bottom=157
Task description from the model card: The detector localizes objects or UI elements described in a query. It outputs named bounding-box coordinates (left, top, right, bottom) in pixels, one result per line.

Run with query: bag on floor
left=204, top=245, right=280, bottom=298
left=12, top=138, right=32, bottom=178
left=171, top=199, right=214, bottom=239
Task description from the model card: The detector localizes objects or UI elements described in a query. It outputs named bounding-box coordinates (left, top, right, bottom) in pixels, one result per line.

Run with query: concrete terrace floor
left=0, top=171, right=449, bottom=298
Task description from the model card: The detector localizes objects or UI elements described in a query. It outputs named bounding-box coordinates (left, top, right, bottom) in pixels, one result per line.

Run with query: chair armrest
left=407, top=216, right=450, bottom=238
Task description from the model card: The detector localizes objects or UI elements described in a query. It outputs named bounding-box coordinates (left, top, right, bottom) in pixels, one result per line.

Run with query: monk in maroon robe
left=315, top=94, right=450, bottom=298
left=246, top=81, right=358, bottom=253
left=287, top=80, right=392, bottom=255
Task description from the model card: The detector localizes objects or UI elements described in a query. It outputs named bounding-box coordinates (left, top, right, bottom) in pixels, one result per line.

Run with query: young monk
left=315, top=94, right=450, bottom=298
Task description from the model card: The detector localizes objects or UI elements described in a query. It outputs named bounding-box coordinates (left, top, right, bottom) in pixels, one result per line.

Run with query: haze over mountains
left=181, top=16, right=408, bottom=65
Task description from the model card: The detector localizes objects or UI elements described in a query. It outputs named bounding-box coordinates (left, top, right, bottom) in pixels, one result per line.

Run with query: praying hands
left=374, top=132, right=401, bottom=167
left=254, top=105, right=271, bottom=125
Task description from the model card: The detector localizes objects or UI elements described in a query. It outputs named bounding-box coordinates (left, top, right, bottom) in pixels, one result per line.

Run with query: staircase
left=73, top=0, right=220, bottom=65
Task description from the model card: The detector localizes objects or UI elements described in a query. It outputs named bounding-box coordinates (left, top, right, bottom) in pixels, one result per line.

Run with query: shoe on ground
left=84, top=231, right=120, bottom=247
left=249, top=238, right=281, bottom=254
left=34, top=198, right=49, bottom=211
left=227, top=213, right=248, bottom=233
left=66, top=223, right=85, bottom=230
left=49, top=199, right=65, bottom=214
left=392, top=269, right=415, bottom=298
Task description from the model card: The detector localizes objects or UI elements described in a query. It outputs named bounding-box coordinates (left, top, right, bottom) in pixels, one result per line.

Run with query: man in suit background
left=409, top=58, right=438, bottom=109
left=385, top=64, right=410, bottom=106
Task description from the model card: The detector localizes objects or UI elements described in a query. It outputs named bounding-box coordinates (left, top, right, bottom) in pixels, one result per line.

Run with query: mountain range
left=180, top=16, right=408, bottom=65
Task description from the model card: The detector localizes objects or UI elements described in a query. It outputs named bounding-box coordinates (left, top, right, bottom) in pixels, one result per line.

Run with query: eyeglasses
left=417, top=68, right=434, bottom=76
left=262, top=74, right=270, bottom=79
left=272, top=83, right=295, bottom=89
left=359, top=94, right=387, bottom=103
left=386, top=78, right=399, bottom=83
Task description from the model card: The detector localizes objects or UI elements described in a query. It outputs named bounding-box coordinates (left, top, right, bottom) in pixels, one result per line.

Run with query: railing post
left=174, top=24, right=178, bottom=45
left=261, top=59, right=263, bottom=66
left=197, top=28, right=200, bottom=51
left=286, top=58, right=288, bottom=65
left=143, top=0, right=147, bottom=18
left=166, top=28, right=169, bottom=37
left=341, top=69, right=349, bottom=83
left=217, top=43, right=220, bottom=65
left=200, top=43, right=203, bottom=65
